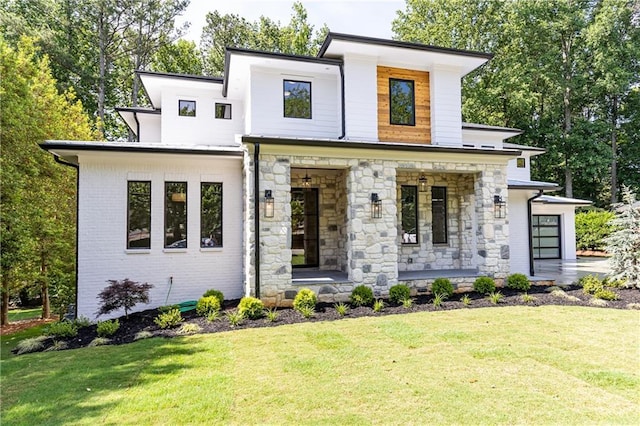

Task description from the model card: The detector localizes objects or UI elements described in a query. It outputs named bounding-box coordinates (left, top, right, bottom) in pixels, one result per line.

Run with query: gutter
left=253, top=143, right=261, bottom=298
left=133, top=111, right=140, bottom=142
left=527, top=190, right=544, bottom=276
left=338, top=63, right=346, bottom=139
left=53, top=155, right=80, bottom=319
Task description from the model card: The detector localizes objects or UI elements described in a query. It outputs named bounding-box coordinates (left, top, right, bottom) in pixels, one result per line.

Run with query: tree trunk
left=40, top=256, right=51, bottom=319
left=97, top=5, right=106, bottom=133
left=610, top=95, right=618, bottom=204
left=1, top=278, right=9, bottom=326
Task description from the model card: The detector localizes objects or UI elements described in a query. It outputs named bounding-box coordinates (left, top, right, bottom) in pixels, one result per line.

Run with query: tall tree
left=151, top=38, right=204, bottom=75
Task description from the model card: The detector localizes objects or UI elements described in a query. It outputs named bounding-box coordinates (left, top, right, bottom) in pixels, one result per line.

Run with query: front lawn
left=1, top=306, right=638, bottom=424
left=8, top=307, right=42, bottom=322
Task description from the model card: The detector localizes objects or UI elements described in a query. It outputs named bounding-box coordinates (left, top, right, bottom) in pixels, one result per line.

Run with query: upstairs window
left=215, top=103, right=232, bottom=119
left=401, top=185, right=418, bottom=244
left=201, top=183, right=223, bottom=247
left=165, top=182, right=187, bottom=248
left=178, top=100, right=196, bottom=117
left=432, top=186, right=448, bottom=244
left=389, top=78, right=415, bottom=126
left=127, top=181, right=151, bottom=249
left=283, top=80, right=311, bottom=119
left=517, top=157, right=526, bottom=168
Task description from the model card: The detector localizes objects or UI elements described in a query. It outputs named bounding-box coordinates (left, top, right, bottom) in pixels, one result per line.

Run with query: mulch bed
left=11, top=285, right=640, bottom=355
left=1, top=317, right=58, bottom=336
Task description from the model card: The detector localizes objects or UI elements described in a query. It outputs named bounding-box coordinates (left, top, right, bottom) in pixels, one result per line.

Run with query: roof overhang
left=115, top=107, right=161, bottom=136
left=508, top=179, right=561, bottom=191
left=137, top=71, right=223, bottom=108
left=532, top=195, right=592, bottom=205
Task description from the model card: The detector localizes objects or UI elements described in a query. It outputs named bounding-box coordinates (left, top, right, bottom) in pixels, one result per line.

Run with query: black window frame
left=164, top=182, right=188, bottom=249
left=516, top=157, right=526, bottom=168
left=178, top=99, right=196, bottom=117
left=283, top=79, right=312, bottom=119
left=200, top=182, right=223, bottom=248
left=532, top=215, right=561, bottom=259
left=431, top=186, right=448, bottom=244
left=401, top=185, right=419, bottom=245
left=389, top=78, right=416, bottom=126
left=215, top=103, right=232, bottom=119
left=127, top=180, right=151, bottom=250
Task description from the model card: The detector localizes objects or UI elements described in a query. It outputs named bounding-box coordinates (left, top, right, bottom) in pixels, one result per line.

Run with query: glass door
left=291, top=188, right=319, bottom=267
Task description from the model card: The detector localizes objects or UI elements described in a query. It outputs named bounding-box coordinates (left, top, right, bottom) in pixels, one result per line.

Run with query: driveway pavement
left=533, top=257, right=612, bottom=285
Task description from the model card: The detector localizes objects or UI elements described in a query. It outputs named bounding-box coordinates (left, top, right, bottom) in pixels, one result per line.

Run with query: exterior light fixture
left=171, top=192, right=186, bottom=203
left=302, top=172, right=311, bottom=190
left=493, top=195, right=506, bottom=218
left=418, top=174, right=427, bottom=192
left=264, top=190, right=274, bottom=218
left=371, top=193, right=382, bottom=219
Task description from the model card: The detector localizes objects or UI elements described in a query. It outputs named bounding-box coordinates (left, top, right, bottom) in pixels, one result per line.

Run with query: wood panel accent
left=377, top=66, right=431, bottom=144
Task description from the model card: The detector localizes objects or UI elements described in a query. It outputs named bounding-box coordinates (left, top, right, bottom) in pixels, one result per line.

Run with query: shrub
left=297, top=305, right=315, bottom=319
left=402, top=297, right=414, bottom=309
left=14, top=336, right=48, bottom=355
left=293, top=288, right=317, bottom=312
left=96, top=278, right=153, bottom=318
left=88, top=337, right=111, bottom=347
left=576, top=209, right=615, bottom=251
left=431, top=278, right=453, bottom=298
left=432, top=293, right=444, bottom=308
left=594, top=289, right=618, bottom=301
left=196, top=296, right=221, bottom=317
left=488, top=291, right=504, bottom=304
left=265, top=307, right=279, bottom=322
left=473, top=277, right=496, bottom=295
left=154, top=308, right=182, bottom=329
left=177, top=323, right=202, bottom=335
left=202, top=289, right=224, bottom=307
left=96, top=319, right=120, bottom=337
left=461, top=294, right=472, bottom=306
left=579, top=275, right=604, bottom=295
left=373, top=299, right=385, bottom=312
left=389, top=284, right=411, bottom=304
left=334, top=302, right=349, bottom=316
left=134, top=331, right=153, bottom=341
left=226, top=309, right=244, bottom=326
left=206, top=311, right=221, bottom=322
left=350, top=285, right=374, bottom=307
left=74, top=316, right=92, bottom=328
left=521, top=293, right=536, bottom=303
left=45, top=320, right=78, bottom=338
left=238, top=296, right=265, bottom=319
left=506, top=273, right=530, bottom=291
left=44, top=340, right=68, bottom=352
left=605, top=188, right=640, bottom=289
left=158, top=304, right=180, bottom=313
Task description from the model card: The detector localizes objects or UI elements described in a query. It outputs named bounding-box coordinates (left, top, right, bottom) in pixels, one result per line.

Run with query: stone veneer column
left=345, top=160, right=398, bottom=295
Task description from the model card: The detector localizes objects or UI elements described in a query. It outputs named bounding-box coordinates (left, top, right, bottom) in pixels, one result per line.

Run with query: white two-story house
left=42, top=33, right=587, bottom=318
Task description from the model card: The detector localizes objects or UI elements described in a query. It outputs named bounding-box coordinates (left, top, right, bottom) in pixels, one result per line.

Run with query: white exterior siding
left=76, top=152, right=244, bottom=319
left=343, top=55, right=378, bottom=141
left=248, top=68, right=341, bottom=138
left=532, top=203, right=578, bottom=260
left=508, top=190, right=531, bottom=274
left=430, top=66, right=463, bottom=147
left=138, top=114, right=161, bottom=143
left=506, top=152, right=532, bottom=181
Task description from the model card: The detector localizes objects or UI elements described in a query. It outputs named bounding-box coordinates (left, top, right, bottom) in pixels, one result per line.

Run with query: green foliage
left=265, top=307, right=279, bottom=322
left=196, top=296, right=221, bottom=317
left=605, top=188, right=640, bottom=288
left=177, top=323, right=202, bottom=335
left=226, top=309, right=244, bottom=326
left=334, top=302, right=349, bottom=317
left=576, top=210, right=616, bottom=251
left=238, top=297, right=265, bottom=320
left=373, top=299, right=385, bottom=312
left=350, top=285, right=374, bottom=307
left=488, top=292, right=504, bottom=305
left=506, top=274, right=531, bottom=292
left=389, top=284, right=411, bottom=304
left=74, top=316, right=92, bottom=328
left=44, top=340, right=68, bottom=352
left=402, top=297, right=414, bottom=309
left=134, top=331, right=154, bottom=341
left=579, top=275, right=604, bottom=295
left=473, top=277, right=496, bottom=295
left=158, top=304, right=180, bottom=314
left=96, top=319, right=120, bottom=338
left=202, top=289, right=224, bottom=307
left=14, top=336, right=48, bottom=355
left=206, top=311, right=221, bottom=322
left=297, top=305, right=315, bottom=319
left=154, top=308, right=182, bottom=329
left=88, top=337, right=111, bottom=347
left=431, top=293, right=444, bottom=308
left=521, top=293, right=536, bottom=303
left=96, top=279, right=153, bottom=318
left=431, top=278, right=453, bottom=298
left=293, top=288, right=317, bottom=312
left=594, top=289, right=618, bottom=301
left=461, top=294, right=472, bottom=306
left=45, top=320, right=78, bottom=338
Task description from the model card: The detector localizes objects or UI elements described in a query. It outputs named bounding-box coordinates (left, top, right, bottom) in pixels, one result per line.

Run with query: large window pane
left=401, top=186, right=418, bottom=244
left=127, top=181, right=151, bottom=249
left=432, top=186, right=447, bottom=244
left=165, top=182, right=187, bottom=248
left=283, top=80, right=311, bottom=119
left=389, top=78, right=415, bottom=126
left=201, top=183, right=223, bottom=247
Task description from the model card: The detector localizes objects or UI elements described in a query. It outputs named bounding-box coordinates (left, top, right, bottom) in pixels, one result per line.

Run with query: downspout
left=527, top=190, right=544, bottom=276
left=253, top=143, right=261, bottom=298
left=133, top=111, right=140, bottom=142
left=338, top=62, right=346, bottom=139
left=53, top=155, right=80, bottom=319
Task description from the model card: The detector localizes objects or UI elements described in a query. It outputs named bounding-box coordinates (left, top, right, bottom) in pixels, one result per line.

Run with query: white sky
left=177, top=0, right=406, bottom=43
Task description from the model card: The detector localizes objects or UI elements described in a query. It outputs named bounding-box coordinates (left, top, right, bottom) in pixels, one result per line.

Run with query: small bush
left=238, top=296, right=265, bottom=319
left=293, top=288, right=317, bottom=312
left=594, top=288, right=618, bottom=301
left=389, top=284, right=411, bottom=304
left=134, top=331, right=153, bottom=341
left=473, top=277, right=496, bottom=295
left=521, top=293, right=536, bottom=303
left=461, top=294, right=472, bottom=306
left=206, top=311, right=221, bottom=322
left=74, top=316, right=92, bottom=328
left=44, top=340, right=68, bottom=352
left=432, top=293, right=444, bottom=308
left=589, top=298, right=609, bottom=307
left=196, top=296, right=221, bottom=317
left=88, top=337, right=111, bottom=347
left=158, top=304, right=180, bottom=313
left=431, top=278, right=454, bottom=298
left=202, top=289, right=224, bottom=306
left=96, top=278, right=153, bottom=318
left=154, top=308, right=182, bottom=329
left=373, top=299, right=385, bottom=312
left=177, top=323, right=202, bottom=335
left=350, top=285, right=374, bottom=307
left=575, top=210, right=615, bottom=251
left=265, top=307, right=279, bottom=322
left=402, top=297, right=414, bottom=309
left=96, top=319, right=120, bottom=337
left=226, top=309, right=244, bottom=326
left=488, top=291, right=504, bottom=304
left=334, top=302, right=349, bottom=317
left=45, top=320, right=78, bottom=338
left=579, top=275, right=604, bottom=295
left=603, top=277, right=627, bottom=288
left=15, top=336, right=48, bottom=355
left=506, top=273, right=530, bottom=291
left=297, top=305, right=315, bottom=319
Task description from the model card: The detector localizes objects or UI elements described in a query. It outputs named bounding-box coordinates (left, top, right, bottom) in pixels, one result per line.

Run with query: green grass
left=1, top=324, right=49, bottom=360
left=2, top=306, right=639, bottom=424
left=8, top=307, right=42, bottom=322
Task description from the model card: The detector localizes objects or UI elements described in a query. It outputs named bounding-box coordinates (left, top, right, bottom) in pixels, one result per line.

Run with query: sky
left=177, top=0, right=406, bottom=43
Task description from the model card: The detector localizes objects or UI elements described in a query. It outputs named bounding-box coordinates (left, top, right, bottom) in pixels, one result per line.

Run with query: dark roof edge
left=40, top=141, right=244, bottom=157
left=318, top=32, right=494, bottom=60
left=462, top=123, right=523, bottom=135
left=137, top=70, right=224, bottom=83
left=116, top=107, right=161, bottom=115
left=508, top=184, right=562, bottom=191
left=242, top=136, right=520, bottom=156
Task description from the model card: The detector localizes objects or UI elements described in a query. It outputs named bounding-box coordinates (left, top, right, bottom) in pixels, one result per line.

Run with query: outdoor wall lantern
left=302, top=172, right=312, bottom=190
left=371, top=193, right=383, bottom=219
left=493, top=195, right=506, bottom=219
left=264, top=190, right=275, bottom=218
left=418, top=174, right=428, bottom=192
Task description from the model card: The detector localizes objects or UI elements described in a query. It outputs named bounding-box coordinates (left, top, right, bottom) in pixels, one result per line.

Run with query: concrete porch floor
left=532, top=257, right=611, bottom=285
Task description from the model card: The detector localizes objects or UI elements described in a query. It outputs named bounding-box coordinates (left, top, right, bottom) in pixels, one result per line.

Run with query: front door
left=291, top=188, right=319, bottom=267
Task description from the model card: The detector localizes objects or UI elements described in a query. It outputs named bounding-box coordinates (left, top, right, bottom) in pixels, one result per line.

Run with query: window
left=165, top=182, right=187, bottom=248
left=283, top=80, right=311, bottom=119
left=517, top=157, right=526, bottom=168
left=127, top=181, right=151, bottom=249
left=201, top=183, right=223, bottom=247
left=389, top=78, right=415, bottom=126
left=532, top=215, right=561, bottom=259
left=178, top=100, right=196, bottom=117
left=215, top=103, right=231, bottom=119
left=432, top=186, right=447, bottom=244
left=401, top=186, right=418, bottom=244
